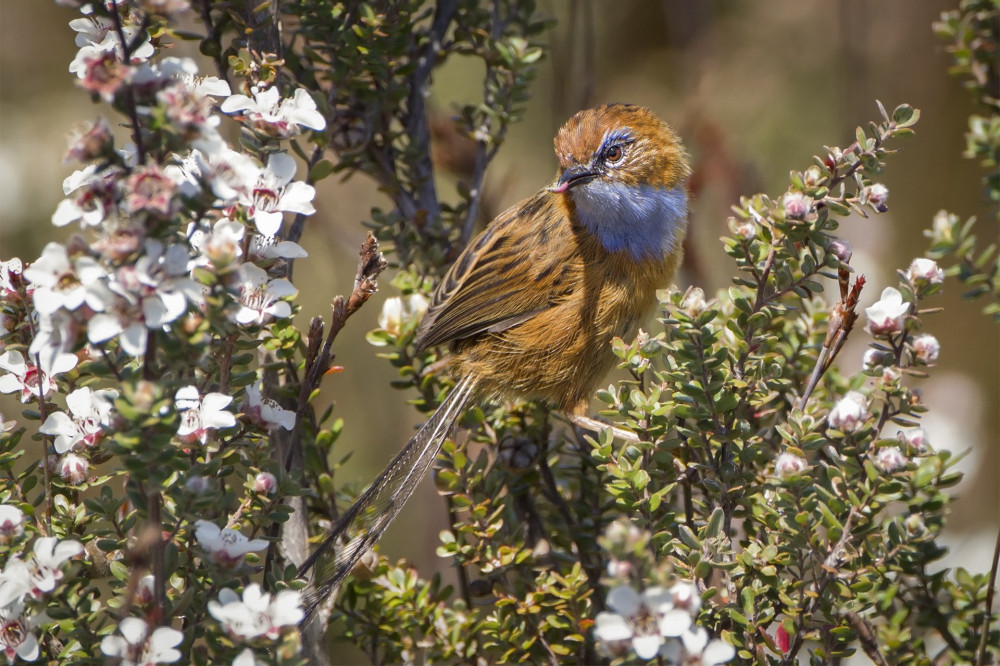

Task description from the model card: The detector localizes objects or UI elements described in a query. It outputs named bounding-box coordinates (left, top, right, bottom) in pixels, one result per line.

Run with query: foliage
left=0, top=1, right=994, bottom=666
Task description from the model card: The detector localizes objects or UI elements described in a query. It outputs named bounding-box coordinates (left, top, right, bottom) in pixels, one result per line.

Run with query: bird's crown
left=553, top=103, right=690, bottom=190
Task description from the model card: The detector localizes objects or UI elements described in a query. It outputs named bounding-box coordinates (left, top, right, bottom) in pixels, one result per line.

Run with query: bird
left=298, top=103, right=691, bottom=614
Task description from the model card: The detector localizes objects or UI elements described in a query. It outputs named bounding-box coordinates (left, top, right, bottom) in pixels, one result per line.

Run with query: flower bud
left=680, top=287, right=707, bottom=316
left=185, top=474, right=211, bottom=494
left=802, top=166, right=823, bottom=188
left=782, top=191, right=812, bottom=219
left=65, top=117, right=113, bottom=163
left=862, top=348, right=892, bottom=370
left=59, top=453, right=89, bottom=485
left=906, top=258, right=944, bottom=285
left=252, top=471, right=278, bottom=495
left=0, top=505, right=25, bottom=544
left=928, top=210, right=957, bottom=245
left=875, top=446, right=907, bottom=473
left=774, top=451, right=808, bottom=478
left=728, top=217, right=755, bottom=240
left=865, top=183, right=889, bottom=212
left=828, top=239, right=853, bottom=264
left=911, top=333, right=940, bottom=364
left=896, top=427, right=929, bottom=454
left=828, top=391, right=869, bottom=432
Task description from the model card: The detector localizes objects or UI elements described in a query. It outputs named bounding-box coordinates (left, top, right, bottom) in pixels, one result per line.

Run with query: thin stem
left=977, top=523, right=1000, bottom=664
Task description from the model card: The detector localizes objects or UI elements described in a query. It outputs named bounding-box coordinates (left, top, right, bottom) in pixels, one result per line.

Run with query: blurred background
left=2, top=0, right=996, bottom=581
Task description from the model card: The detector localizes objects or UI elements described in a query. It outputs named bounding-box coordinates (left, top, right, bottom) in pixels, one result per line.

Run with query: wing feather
left=415, top=192, right=575, bottom=351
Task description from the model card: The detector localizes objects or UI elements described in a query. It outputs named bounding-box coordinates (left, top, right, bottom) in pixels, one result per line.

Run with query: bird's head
left=548, top=104, right=691, bottom=261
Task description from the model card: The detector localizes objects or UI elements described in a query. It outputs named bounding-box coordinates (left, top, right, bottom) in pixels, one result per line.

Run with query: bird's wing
left=415, top=192, right=575, bottom=351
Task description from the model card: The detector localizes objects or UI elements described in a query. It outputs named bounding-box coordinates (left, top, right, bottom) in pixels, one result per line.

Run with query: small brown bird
left=300, top=104, right=690, bottom=612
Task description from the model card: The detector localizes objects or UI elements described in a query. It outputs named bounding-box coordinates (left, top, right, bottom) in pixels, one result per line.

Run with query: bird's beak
left=546, top=164, right=596, bottom=193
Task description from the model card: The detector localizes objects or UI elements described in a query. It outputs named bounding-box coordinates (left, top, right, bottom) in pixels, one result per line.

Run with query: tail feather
left=299, top=376, right=476, bottom=617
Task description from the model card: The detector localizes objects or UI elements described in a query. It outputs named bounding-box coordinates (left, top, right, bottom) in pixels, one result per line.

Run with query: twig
left=283, top=232, right=387, bottom=472
left=977, top=523, right=1000, bottom=665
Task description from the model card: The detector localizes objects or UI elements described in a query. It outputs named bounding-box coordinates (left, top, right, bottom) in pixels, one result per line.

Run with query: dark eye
left=604, top=144, right=625, bottom=165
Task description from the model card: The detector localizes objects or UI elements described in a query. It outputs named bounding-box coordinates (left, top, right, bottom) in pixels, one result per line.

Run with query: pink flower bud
left=0, top=505, right=25, bottom=544
left=774, top=452, right=808, bottom=478
left=865, top=183, right=889, bottom=212
left=59, top=453, right=89, bottom=485
left=253, top=471, right=278, bottom=495
left=911, top=333, right=940, bottom=364
left=828, top=391, right=869, bottom=432
left=896, top=427, right=929, bottom=454
left=862, top=348, right=892, bottom=370
left=782, top=191, right=812, bottom=219
left=875, top=446, right=907, bottom=473
left=828, top=239, right=853, bottom=264
left=906, top=258, right=944, bottom=285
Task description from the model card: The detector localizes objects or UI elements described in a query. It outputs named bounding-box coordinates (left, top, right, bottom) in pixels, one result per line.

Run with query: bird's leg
left=567, top=413, right=640, bottom=443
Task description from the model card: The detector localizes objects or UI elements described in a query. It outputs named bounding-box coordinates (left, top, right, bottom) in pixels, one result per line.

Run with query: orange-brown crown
left=553, top=104, right=690, bottom=190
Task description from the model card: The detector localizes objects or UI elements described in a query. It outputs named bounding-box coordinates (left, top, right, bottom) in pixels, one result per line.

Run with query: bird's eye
left=604, top=144, right=625, bottom=165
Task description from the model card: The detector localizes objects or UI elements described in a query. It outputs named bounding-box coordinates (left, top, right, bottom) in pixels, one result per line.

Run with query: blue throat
left=570, top=182, right=688, bottom=262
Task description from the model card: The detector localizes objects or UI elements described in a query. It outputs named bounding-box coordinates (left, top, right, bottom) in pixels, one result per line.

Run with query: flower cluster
left=207, top=583, right=304, bottom=641
left=0, top=530, right=83, bottom=662
left=594, top=583, right=734, bottom=664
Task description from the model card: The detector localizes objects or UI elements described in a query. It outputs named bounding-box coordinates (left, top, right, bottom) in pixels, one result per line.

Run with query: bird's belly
left=454, top=257, right=673, bottom=412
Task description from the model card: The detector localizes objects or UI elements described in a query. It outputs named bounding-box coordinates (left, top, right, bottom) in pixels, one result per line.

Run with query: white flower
left=194, top=520, right=267, bottom=568
left=191, top=145, right=261, bottom=202
left=378, top=293, right=429, bottom=337
left=774, top=452, right=807, bottom=479
left=911, top=333, right=940, bottom=364
left=248, top=233, right=307, bottom=262
left=0, top=258, right=23, bottom=298
left=100, top=617, right=183, bottom=665
left=0, top=351, right=57, bottom=403
left=0, top=537, right=84, bottom=606
left=864, top=287, right=909, bottom=336
left=207, top=583, right=304, bottom=640
left=189, top=219, right=245, bottom=268
left=678, top=626, right=736, bottom=665
left=875, top=446, right=907, bottom=474
left=239, top=152, right=316, bottom=237
left=233, top=264, right=297, bottom=326
left=906, top=258, right=944, bottom=285
left=89, top=241, right=203, bottom=355
left=23, top=242, right=112, bottom=315
left=828, top=390, right=869, bottom=432
left=220, top=86, right=326, bottom=137
left=0, top=598, right=40, bottom=663
left=69, top=15, right=154, bottom=62
left=594, top=585, right=678, bottom=659
left=0, top=505, right=25, bottom=544
left=51, top=164, right=122, bottom=228
left=175, top=386, right=236, bottom=444
left=28, top=309, right=80, bottom=377
left=243, top=382, right=295, bottom=431
left=40, top=386, right=117, bottom=453
left=897, top=427, right=929, bottom=454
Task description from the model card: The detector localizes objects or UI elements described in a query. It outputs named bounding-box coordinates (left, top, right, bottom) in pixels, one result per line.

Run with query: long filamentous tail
left=298, top=376, right=477, bottom=618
